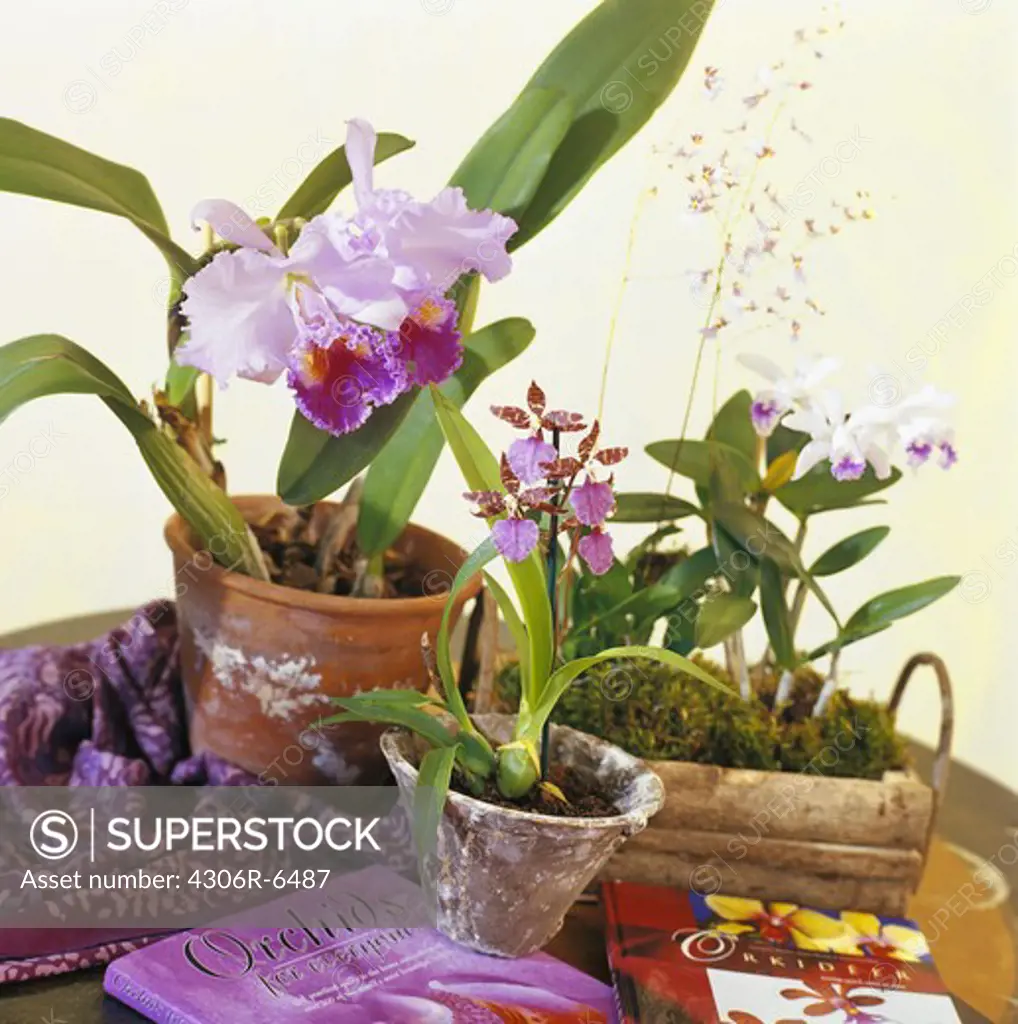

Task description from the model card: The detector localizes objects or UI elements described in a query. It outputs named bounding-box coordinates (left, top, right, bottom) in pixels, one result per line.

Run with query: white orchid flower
left=785, top=391, right=894, bottom=482
left=737, top=351, right=841, bottom=436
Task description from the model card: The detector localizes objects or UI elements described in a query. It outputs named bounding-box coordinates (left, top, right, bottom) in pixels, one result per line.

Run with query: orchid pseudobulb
left=175, top=119, right=517, bottom=437
left=465, top=383, right=626, bottom=576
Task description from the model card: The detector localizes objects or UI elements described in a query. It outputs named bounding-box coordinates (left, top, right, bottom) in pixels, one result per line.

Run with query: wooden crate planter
left=599, top=653, right=954, bottom=915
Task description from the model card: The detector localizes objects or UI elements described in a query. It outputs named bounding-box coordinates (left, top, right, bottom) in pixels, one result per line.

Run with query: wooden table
left=1, top=611, right=1015, bottom=1023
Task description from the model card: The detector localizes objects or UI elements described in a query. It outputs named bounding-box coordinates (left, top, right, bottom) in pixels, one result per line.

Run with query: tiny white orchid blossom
left=737, top=351, right=841, bottom=436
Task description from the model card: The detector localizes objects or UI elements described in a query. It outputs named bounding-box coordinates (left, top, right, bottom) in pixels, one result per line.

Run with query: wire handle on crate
left=888, top=652, right=954, bottom=852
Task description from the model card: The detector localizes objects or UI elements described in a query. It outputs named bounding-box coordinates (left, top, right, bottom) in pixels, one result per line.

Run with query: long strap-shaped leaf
left=481, top=570, right=531, bottom=704
left=356, top=317, right=536, bottom=555
left=413, top=744, right=460, bottom=867
left=431, top=387, right=553, bottom=708
left=524, top=645, right=731, bottom=743
left=435, top=538, right=499, bottom=729
left=0, top=119, right=197, bottom=281
left=0, top=335, right=267, bottom=580
left=454, top=0, right=717, bottom=248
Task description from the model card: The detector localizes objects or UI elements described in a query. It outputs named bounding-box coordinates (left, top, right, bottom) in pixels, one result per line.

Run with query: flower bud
left=495, top=743, right=539, bottom=800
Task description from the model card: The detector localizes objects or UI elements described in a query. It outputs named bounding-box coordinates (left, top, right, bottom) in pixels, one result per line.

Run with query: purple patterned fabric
left=0, top=600, right=254, bottom=787
left=0, top=601, right=257, bottom=984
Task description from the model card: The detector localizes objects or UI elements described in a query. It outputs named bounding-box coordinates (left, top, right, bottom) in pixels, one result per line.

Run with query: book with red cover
left=602, top=881, right=965, bottom=1023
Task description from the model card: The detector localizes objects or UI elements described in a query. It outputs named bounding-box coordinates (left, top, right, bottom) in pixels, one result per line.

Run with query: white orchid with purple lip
left=175, top=119, right=517, bottom=437
left=737, top=351, right=841, bottom=437
left=784, top=390, right=894, bottom=482
left=889, top=384, right=958, bottom=469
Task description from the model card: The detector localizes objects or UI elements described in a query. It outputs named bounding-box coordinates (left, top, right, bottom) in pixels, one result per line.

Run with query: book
left=103, top=866, right=615, bottom=1022
left=602, top=881, right=966, bottom=1024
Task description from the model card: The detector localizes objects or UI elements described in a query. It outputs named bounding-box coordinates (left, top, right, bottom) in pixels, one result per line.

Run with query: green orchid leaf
left=806, top=624, right=892, bottom=662
left=775, top=464, right=903, bottom=518
left=0, top=334, right=267, bottom=580
left=0, top=118, right=197, bottom=281
left=711, top=503, right=841, bottom=629
left=844, top=576, right=961, bottom=635
left=810, top=526, right=891, bottom=578
left=326, top=696, right=457, bottom=751
left=276, top=392, right=415, bottom=506
left=482, top=571, right=531, bottom=704
left=624, top=524, right=683, bottom=573
left=574, top=578, right=684, bottom=635
left=452, top=87, right=576, bottom=216
left=695, top=593, right=757, bottom=649
left=712, top=524, right=759, bottom=599
left=759, top=558, right=797, bottom=669
left=435, top=538, right=499, bottom=729
left=413, top=744, right=460, bottom=865
left=612, top=492, right=701, bottom=523
left=806, top=577, right=959, bottom=662
left=706, top=390, right=757, bottom=462
left=431, top=387, right=553, bottom=706
left=356, top=317, right=536, bottom=555
left=647, top=439, right=761, bottom=493
left=488, top=0, right=717, bottom=248
left=276, top=132, right=415, bottom=221
left=526, top=643, right=731, bottom=740
left=710, top=503, right=799, bottom=573
left=766, top=422, right=808, bottom=464
left=658, top=546, right=720, bottom=599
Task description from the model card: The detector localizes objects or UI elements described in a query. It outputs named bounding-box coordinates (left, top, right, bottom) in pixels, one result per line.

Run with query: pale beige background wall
left=0, top=0, right=1015, bottom=789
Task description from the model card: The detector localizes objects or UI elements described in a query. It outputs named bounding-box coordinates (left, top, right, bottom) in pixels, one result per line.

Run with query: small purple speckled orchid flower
left=492, top=382, right=586, bottom=484
left=175, top=119, right=517, bottom=437
left=465, top=455, right=556, bottom=563
left=467, top=384, right=627, bottom=575
left=737, top=351, right=841, bottom=437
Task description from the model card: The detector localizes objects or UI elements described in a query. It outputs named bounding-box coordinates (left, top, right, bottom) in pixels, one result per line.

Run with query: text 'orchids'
left=464, top=383, right=626, bottom=575
left=176, top=119, right=516, bottom=436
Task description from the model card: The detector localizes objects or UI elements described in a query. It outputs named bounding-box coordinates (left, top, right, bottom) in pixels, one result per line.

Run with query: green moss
left=496, top=657, right=908, bottom=781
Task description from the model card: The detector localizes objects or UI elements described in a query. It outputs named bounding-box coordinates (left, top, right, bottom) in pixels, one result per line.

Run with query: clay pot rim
left=164, top=494, right=481, bottom=617
left=380, top=718, right=665, bottom=831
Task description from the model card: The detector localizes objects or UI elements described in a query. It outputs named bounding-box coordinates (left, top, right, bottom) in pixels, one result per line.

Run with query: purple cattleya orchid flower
left=175, top=119, right=517, bottom=436
left=345, top=118, right=517, bottom=294
left=285, top=287, right=405, bottom=436
left=388, top=294, right=463, bottom=386
left=465, top=384, right=628, bottom=576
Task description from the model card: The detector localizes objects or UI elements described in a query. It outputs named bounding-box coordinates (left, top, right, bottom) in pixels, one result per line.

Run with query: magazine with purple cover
left=104, top=867, right=615, bottom=1022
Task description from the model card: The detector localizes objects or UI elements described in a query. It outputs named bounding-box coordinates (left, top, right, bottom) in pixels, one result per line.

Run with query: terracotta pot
left=381, top=713, right=665, bottom=957
left=165, top=495, right=480, bottom=785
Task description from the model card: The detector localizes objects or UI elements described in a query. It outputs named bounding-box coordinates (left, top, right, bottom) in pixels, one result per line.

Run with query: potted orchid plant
left=328, top=384, right=728, bottom=957
left=491, top=17, right=961, bottom=913
left=0, top=0, right=717, bottom=781
left=492, top=361, right=960, bottom=915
